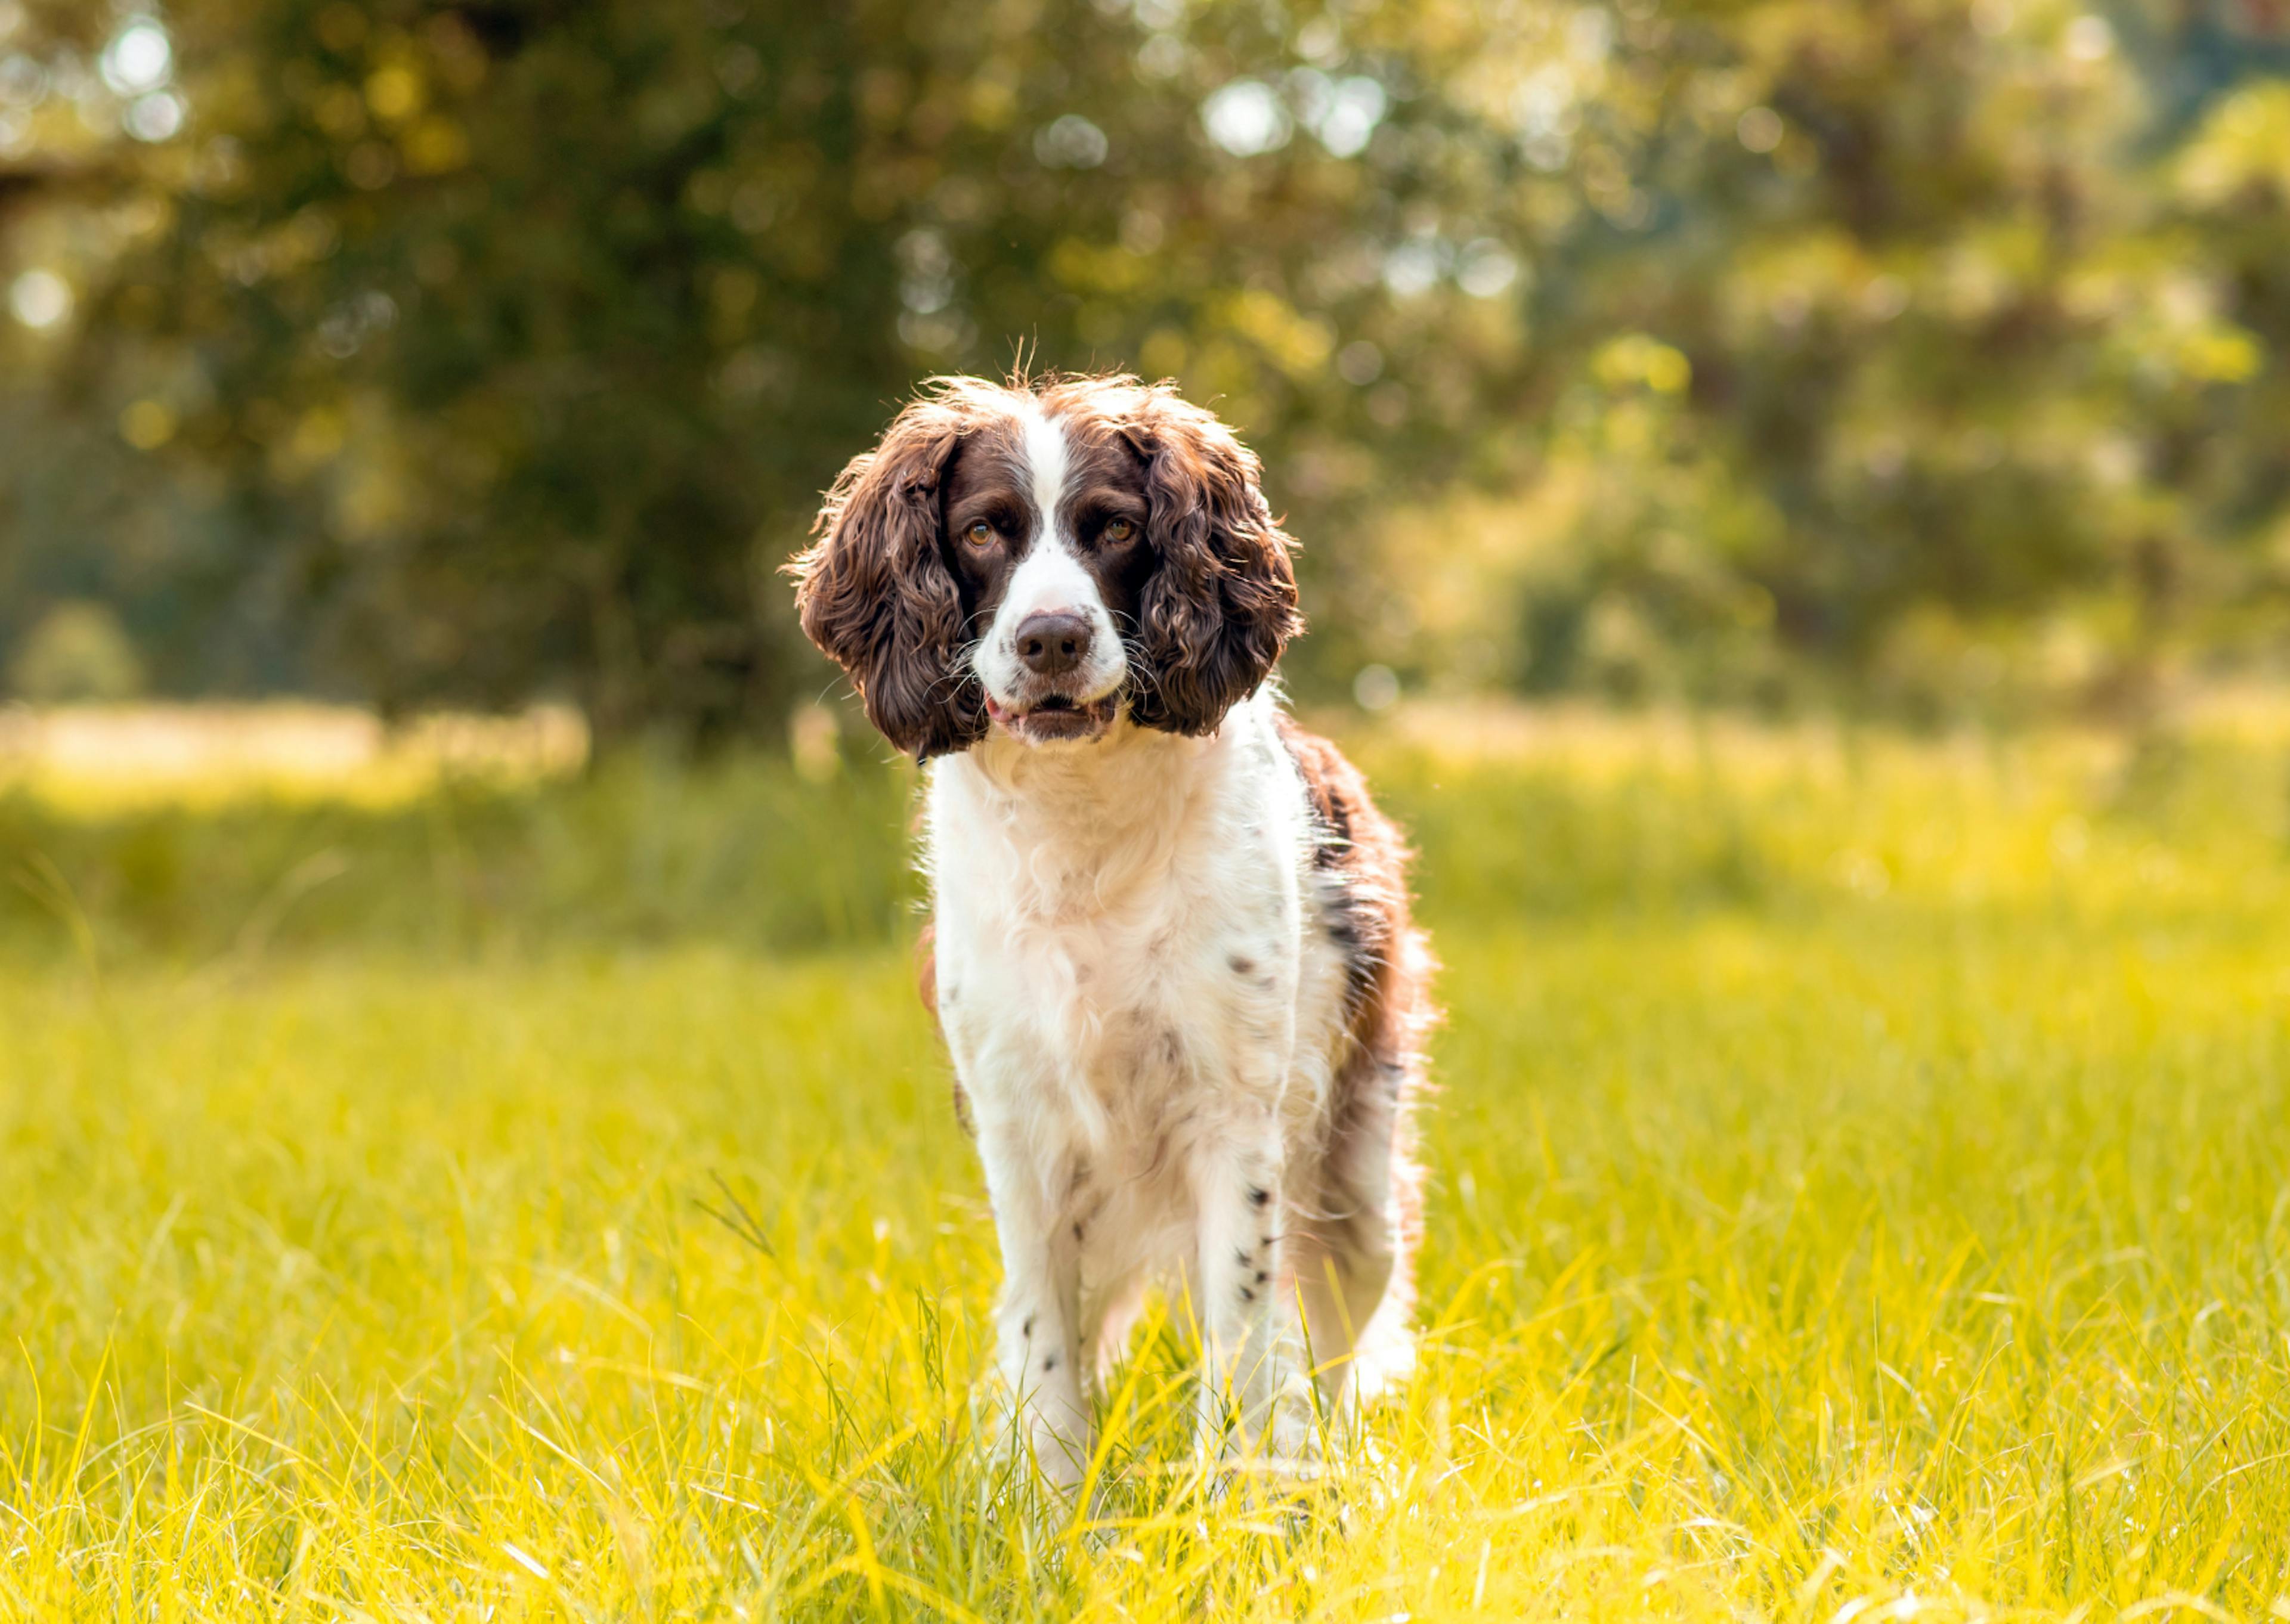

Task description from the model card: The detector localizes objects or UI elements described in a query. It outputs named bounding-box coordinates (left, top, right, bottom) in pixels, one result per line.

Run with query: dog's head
left=789, top=374, right=1301, bottom=758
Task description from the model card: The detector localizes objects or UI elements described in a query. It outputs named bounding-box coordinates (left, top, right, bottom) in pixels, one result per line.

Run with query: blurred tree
left=7, top=600, right=146, bottom=701
left=2, top=0, right=2286, bottom=734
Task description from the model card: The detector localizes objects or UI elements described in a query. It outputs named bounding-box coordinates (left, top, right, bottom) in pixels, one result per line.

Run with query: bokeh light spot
left=1034, top=113, right=1108, bottom=169
left=1457, top=240, right=1521, bottom=299
left=1737, top=106, right=1783, bottom=153
left=9, top=268, right=72, bottom=329
left=119, top=399, right=178, bottom=450
left=1353, top=664, right=1401, bottom=711
left=124, top=89, right=184, bottom=142
left=1202, top=80, right=1291, bottom=157
left=100, top=19, right=171, bottom=97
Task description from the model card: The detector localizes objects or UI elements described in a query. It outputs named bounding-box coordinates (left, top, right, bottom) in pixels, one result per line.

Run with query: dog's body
left=793, top=374, right=1431, bottom=1486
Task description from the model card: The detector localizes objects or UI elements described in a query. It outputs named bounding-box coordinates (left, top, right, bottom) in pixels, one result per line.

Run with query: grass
left=4, top=701, right=2289, bottom=1620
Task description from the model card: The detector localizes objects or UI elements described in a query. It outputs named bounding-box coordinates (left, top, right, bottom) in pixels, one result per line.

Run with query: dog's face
left=790, top=375, right=1301, bottom=758
left=935, top=396, right=1155, bottom=745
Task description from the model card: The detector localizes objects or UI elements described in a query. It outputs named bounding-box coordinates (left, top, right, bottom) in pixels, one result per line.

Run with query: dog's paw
left=1192, top=1363, right=1323, bottom=1496
left=976, top=1378, right=1092, bottom=1505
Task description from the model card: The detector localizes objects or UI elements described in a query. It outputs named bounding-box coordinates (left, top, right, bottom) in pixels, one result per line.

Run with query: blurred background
left=4, top=0, right=2289, bottom=742
left=17, top=8, right=2290, bottom=1600
left=5, top=0, right=2290, bottom=966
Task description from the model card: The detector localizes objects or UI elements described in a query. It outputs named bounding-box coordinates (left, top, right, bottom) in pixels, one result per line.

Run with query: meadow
left=4, top=701, right=2289, bottom=1620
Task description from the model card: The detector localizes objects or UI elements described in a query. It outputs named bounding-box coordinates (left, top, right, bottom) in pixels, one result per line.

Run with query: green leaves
left=4, top=1, right=2289, bottom=726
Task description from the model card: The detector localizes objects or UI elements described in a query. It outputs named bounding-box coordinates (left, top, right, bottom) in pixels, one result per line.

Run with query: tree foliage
left=2, top=0, right=2287, bottom=732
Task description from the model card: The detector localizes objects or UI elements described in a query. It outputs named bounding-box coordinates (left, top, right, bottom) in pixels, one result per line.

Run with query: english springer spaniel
left=790, top=373, right=1433, bottom=1487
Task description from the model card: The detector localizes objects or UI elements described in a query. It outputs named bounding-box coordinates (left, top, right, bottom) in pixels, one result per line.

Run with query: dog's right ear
left=788, top=400, right=988, bottom=760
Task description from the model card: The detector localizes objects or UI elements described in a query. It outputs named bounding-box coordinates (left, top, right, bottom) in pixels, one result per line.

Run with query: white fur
left=970, top=401, right=1128, bottom=712
left=926, top=687, right=1360, bottom=1488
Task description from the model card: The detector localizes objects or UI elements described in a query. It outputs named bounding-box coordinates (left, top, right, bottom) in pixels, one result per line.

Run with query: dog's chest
left=926, top=725, right=1310, bottom=1149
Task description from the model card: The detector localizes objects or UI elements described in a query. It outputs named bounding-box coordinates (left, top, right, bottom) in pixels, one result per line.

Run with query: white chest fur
left=927, top=690, right=1349, bottom=1266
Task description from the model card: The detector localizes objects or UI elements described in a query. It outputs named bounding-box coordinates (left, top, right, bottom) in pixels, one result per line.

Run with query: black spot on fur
left=1239, top=1287, right=1255, bottom=1302
left=1043, top=1354, right=1058, bottom=1372
left=1255, top=1269, right=1268, bottom=1285
left=1309, top=810, right=1384, bottom=1019
left=1234, top=1245, right=1253, bottom=1267
left=1324, top=904, right=1379, bottom=1019
left=1072, top=1220, right=1085, bottom=1242
left=1022, top=1315, right=1035, bottom=1338
left=1246, top=1186, right=1269, bottom=1207
left=1228, top=954, right=1255, bottom=976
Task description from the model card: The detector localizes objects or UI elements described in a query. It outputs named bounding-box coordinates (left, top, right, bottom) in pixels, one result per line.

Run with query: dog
left=790, top=373, right=1432, bottom=1488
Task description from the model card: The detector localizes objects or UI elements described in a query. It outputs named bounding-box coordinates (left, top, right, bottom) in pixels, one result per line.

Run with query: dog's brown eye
left=964, top=520, right=997, bottom=547
left=1103, top=517, right=1135, bottom=543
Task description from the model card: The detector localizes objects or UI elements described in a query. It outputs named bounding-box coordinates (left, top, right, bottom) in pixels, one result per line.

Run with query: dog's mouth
left=984, top=691, right=1120, bottom=745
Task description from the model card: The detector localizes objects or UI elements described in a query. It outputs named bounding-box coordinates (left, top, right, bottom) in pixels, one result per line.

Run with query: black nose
left=1014, top=611, right=1093, bottom=678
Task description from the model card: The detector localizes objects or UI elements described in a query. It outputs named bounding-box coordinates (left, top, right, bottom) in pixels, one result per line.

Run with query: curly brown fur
left=788, top=383, right=1017, bottom=758
left=1108, top=386, right=1304, bottom=736
left=791, top=374, right=1301, bottom=756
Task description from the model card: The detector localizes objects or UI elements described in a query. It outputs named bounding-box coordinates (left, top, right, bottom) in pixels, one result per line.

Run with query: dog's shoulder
left=1270, top=711, right=1410, bottom=891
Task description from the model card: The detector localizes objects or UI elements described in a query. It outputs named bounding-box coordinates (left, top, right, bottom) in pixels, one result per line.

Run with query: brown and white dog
left=790, top=373, right=1432, bottom=1487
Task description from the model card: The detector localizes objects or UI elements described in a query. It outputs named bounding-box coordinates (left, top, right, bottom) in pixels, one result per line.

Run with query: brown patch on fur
left=1063, top=379, right=1304, bottom=735
left=1277, top=715, right=1437, bottom=1335
left=1277, top=717, right=1418, bottom=1040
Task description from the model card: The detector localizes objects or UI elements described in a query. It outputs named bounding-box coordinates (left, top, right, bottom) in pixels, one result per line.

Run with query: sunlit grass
left=3, top=704, right=2288, bottom=1619
left=0, top=703, right=590, bottom=813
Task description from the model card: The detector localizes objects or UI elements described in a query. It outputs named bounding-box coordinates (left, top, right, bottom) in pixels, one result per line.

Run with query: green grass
left=4, top=708, right=2289, bottom=1620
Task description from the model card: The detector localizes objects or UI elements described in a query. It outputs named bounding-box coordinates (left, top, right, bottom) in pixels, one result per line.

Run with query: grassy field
left=4, top=702, right=2290, bottom=1620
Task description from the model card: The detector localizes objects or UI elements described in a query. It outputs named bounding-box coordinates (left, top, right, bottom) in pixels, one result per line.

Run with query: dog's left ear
left=1123, top=390, right=1303, bottom=736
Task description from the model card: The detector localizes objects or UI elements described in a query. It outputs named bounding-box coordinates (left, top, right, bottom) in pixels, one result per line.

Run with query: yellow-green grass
left=4, top=706, right=2289, bottom=1620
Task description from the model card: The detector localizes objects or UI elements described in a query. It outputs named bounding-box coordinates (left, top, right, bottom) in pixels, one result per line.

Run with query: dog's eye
left=964, top=520, right=998, bottom=547
left=1103, top=517, right=1135, bottom=543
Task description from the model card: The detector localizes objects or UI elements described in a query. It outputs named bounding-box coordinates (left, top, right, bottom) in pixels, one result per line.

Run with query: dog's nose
left=1014, top=611, right=1092, bottom=678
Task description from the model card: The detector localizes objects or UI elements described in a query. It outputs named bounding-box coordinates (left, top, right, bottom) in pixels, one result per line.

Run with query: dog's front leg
left=1189, top=1119, right=1310, bottom=1471
left=979, top=1134, right=1090, bottom=1493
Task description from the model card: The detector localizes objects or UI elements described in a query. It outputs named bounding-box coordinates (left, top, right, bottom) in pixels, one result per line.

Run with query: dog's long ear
left=790, top=399, right=988, bottom=759
left=1123, top=389, right=1302, bottom=736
